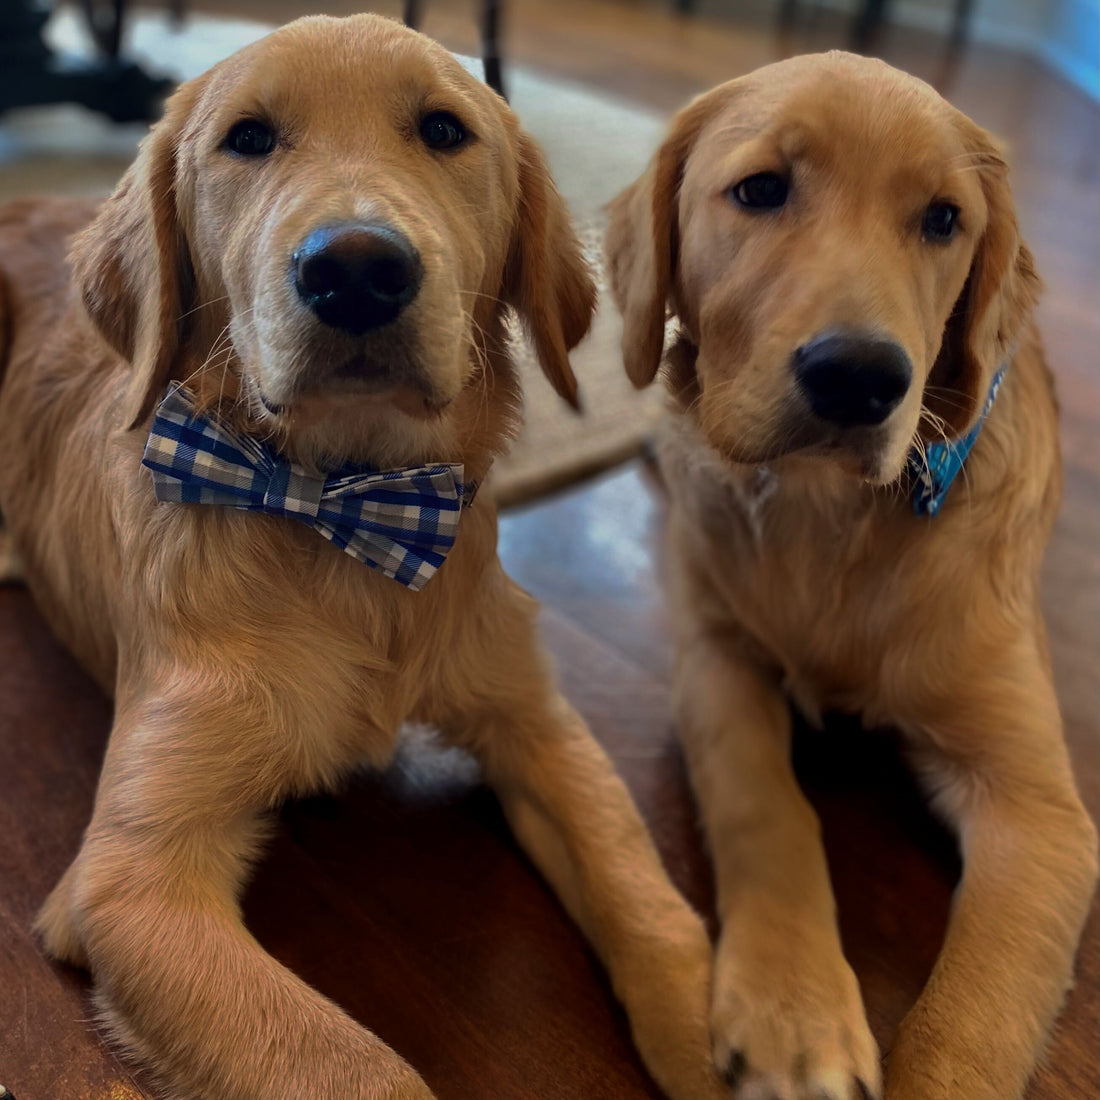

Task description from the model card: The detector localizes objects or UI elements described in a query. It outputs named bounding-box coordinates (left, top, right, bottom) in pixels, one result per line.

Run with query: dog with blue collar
left=606, top=51, right=1097, bottom=1100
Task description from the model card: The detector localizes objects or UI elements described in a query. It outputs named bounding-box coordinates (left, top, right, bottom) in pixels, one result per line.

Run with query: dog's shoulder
left=0, top=196, right=100, bottom=261
left=0, top=198, right=101, bottom=342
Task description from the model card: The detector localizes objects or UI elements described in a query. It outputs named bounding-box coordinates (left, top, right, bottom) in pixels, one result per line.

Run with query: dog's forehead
left=201, top=15, right=502, bottom=135
left=695, top=52, right=963, bottom=169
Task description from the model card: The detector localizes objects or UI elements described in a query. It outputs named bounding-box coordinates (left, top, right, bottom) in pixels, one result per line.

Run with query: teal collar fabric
left=908, top=366, right=1007, bottom=517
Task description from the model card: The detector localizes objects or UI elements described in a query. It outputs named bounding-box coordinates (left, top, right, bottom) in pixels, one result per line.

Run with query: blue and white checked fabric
left=908, top=366, right=1006, bottom=517
left=142, top=384, right=473, bottom=590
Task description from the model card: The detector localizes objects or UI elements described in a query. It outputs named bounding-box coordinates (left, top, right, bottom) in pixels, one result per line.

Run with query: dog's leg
left=441, top=623, right=727, bottom=1100
left=886, top=637, right=1098, bottom=1100
left=675, top=630, right=881, bottom=1100
left=36, top=695, right=436, bottom=1100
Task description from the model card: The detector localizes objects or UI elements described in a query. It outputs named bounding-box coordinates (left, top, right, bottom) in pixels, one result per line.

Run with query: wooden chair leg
left=853, top=0, right=890, bottom=51
left=951, top=0, right=975, bottom=47
left=107, top=0, right=125, bottom=59
left=400, top=1, right=505, bottom=100
left=778, top=0, right=800, bottom=31
left=482, top=0, right=506, bottom=99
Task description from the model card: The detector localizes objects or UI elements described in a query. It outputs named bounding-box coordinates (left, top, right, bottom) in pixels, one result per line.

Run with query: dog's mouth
left=331, top=355, right=451, bottom=408
left=714, top=418, right=901, bottom=485
left=795, top=435, right=906, bottom=486
left=254, top=353, right=455, bottom=424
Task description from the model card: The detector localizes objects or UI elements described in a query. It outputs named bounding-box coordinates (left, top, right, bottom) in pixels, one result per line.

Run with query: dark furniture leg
left=853, top=0, right=890, bottom=50
left=403, top=0, right=423, bottom=31
left=852, top=0, right=974, bottom=54
left=0, top=0, right=172, bottom=123
left=950, top=0, right=975, bottom=47
left=77, top=0, right=127, bottom=60
left=402, top=1, right=506, bottom=100
left=481, top=0, right=506, bottom=99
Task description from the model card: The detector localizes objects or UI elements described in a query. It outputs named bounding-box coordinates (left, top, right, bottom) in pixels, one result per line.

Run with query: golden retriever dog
left=0, top=15, right=729, bottom=1100
left=605, top=52, right=1098, bottom=1100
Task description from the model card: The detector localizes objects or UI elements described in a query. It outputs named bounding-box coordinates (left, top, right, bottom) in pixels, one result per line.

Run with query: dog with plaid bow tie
left=0, top=16, right=728, bottom=1100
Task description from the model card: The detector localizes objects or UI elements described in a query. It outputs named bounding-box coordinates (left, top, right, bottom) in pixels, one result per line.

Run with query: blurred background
left=3, top=0, right=1097, bottom=114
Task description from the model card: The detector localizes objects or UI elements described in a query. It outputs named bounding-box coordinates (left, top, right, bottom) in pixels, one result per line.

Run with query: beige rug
left=0, top=11, right=668, bottom=508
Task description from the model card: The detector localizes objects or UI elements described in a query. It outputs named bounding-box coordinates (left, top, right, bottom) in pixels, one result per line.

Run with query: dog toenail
left=723, top=1048, right=748, bottom=1087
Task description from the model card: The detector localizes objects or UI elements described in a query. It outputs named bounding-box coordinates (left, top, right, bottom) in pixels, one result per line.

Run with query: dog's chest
left=278, top=556, right=469, bottom=706
left=675, top=465, right=920, bottom=721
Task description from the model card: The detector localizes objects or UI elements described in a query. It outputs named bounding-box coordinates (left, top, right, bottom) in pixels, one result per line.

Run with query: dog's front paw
left=617, top=912, right=733, bottom=1100
left=711, top=925, right=880, bottom=1100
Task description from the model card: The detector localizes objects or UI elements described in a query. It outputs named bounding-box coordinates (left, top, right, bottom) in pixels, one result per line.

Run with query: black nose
left=293, top=223, right=423, bottom=335
left=794, top=332, right=912, bottom=428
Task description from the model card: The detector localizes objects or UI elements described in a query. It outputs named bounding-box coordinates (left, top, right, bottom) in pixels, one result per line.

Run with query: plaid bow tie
left=909, top=366, right=1006, bottom=517
left=141, top=384, right=473, bottom=590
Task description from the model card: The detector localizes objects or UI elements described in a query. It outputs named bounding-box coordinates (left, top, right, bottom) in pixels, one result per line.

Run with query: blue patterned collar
left=908, top=366, right=1006, bottom=517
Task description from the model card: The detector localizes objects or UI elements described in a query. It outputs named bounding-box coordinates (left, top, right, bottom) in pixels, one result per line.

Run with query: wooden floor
left=1, top=2, right=1096, bottom=1099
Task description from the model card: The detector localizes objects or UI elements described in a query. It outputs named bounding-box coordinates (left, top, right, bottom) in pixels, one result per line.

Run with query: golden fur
left=606, top=51, right=1098, bottom=1100
left=0, top=16, right=730, bottom=1100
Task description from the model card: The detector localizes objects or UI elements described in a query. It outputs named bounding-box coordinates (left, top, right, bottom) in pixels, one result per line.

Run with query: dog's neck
left=662, top=335, right=905, bottom=525
left=172, top=338, right=519, bottom=484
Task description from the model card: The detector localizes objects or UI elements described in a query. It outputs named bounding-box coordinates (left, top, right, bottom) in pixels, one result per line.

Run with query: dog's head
left=73, top=14, right=594, bottom=468
left=605, top=52, right=1039, bottom=484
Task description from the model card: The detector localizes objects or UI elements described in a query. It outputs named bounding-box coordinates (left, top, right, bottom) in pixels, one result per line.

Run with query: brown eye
left=923, top=202, right=959, bottom=242
left=420, top=111, right=468, bottom=151
left=731, top=172, right=789, bottom=210
left=225, top=119, right=277, bottom=157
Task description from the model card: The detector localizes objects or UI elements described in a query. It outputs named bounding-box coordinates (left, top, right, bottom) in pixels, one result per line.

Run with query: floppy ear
left=70, top=82, right=200, bottom=429
left=927, top=128, right=1041, bottom=434
left=504, top=132, right=596, bottom=409
left=604, top=90, right=729, bottom=389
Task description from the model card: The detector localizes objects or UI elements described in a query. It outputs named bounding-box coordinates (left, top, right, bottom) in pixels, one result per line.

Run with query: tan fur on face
left=71, top=15, right=593, bottom=464
left=607, top=53, right=1039, bottom=485
left=0, top=16, right=733, bottom=1100
left=606, top=52, right=1097, bottom=1100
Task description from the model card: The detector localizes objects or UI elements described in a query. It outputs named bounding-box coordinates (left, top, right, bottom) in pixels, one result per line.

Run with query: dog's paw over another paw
left=716, top=1040, right=878, bottom=1100
left=710, top=932, right=881, bottom=1100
